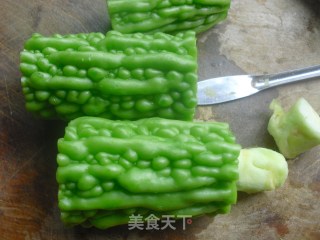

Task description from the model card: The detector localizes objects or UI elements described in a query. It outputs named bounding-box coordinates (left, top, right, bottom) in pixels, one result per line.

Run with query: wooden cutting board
left=1, top=0, right=319, bottom=239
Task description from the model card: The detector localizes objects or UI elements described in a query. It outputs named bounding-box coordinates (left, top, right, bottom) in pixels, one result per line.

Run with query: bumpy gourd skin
left=20, top=31, right=197, bottom=121
left=57, top=117, right=241, bottom=229
left=107, top=0, right=231, bottom=34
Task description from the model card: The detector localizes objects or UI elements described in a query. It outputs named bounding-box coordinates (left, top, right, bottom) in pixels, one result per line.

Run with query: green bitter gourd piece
left=107, top=0, right=231, bottom=34
left=20, top=31, right=197, bottom=121
left=57, top=117, right=241, bottom=229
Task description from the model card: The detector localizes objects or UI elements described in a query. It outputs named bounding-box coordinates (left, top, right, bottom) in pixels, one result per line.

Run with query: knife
left=197, top=65, right=320, bottom=105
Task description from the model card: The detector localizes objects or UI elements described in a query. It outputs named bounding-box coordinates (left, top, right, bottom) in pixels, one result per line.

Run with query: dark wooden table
left=1, top=0, right=319, bottom=239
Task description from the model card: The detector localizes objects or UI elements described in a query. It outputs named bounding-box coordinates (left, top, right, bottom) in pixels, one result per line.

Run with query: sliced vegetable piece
left=268, top=98, right=320, bottom=159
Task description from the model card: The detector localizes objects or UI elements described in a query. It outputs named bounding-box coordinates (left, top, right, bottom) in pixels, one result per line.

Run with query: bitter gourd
left=107, top=0, right=231, bottom=34
left=57, top=117, right=241, bottom=229
left=20, top=30, right=197, bottom=121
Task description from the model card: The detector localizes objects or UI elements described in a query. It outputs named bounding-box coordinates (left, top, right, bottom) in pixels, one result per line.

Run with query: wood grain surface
left=1, top=0, right=319, bottom=239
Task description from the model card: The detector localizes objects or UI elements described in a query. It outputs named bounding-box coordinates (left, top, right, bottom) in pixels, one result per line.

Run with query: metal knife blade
left=197, top=65, right=320, bottom=105
left=197, top=75, right=258, bottom=105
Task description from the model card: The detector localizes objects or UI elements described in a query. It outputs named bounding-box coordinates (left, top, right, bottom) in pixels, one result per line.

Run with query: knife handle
left=253, top=65, right=320, bottom=90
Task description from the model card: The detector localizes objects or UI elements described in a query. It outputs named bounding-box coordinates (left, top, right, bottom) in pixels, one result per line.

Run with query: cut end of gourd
left=237, top=148, right=288, bottom=194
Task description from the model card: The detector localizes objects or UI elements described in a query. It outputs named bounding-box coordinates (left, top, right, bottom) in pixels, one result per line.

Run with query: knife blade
left=197, top=65, right=320, bottom=105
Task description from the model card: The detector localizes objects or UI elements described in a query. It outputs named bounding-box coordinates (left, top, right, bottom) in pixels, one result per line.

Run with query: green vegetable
left=56, top=117, right=241, bottom=229
left=268, top=98, right=320, bottom=159
left=20, top=31, right=197, bottom=121
left=107, top=0, right=231, bottom=34
left=237, top=148, right=288, bottom=194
